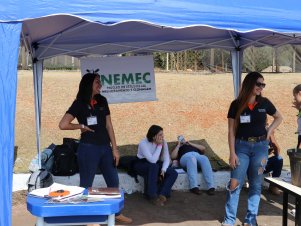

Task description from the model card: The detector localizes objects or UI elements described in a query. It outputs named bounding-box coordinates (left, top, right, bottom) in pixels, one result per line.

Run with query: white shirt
left=137, top=138, right=170, bottom=172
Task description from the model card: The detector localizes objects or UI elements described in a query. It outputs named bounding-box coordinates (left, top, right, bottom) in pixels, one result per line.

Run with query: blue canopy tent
left=1, top=1, right=301, bottom=225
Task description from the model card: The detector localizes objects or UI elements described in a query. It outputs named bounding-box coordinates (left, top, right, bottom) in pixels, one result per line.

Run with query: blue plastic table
left=27, top=191, right=124, bottom=226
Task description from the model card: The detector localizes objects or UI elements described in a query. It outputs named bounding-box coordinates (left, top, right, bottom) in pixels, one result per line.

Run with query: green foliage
left=152, top=50, right=231, bottom=72
left=43, top=64, right=75, bottom=70
left=243, top=46, right=273, bottom=72
left=153, top=53, right=164, bottom=68
left=19, top=45, right=301, bottom=72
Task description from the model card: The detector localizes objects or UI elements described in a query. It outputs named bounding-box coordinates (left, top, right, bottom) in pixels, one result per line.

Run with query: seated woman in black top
left=171, top=135, right=215, bottom=195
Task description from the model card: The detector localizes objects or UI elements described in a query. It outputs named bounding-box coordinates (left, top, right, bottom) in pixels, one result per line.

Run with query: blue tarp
left=0, top=22, right=22, bottom=226
left=1, top=1, right=301, bottom=226
left=2, top=0, right=301, bottom=32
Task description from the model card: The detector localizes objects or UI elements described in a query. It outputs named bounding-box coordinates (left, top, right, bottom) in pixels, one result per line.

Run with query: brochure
left=47, top=195, right=104, bottom=204
left=88, top=187, right=120, bottom=195
left=88, top=187, right=121, bottom=199
left=29, top=183, right=85, bottom=201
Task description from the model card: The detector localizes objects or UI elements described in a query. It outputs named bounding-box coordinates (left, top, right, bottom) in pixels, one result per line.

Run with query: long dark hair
left=234, top=72, right=264, bottom=131
left=293, top=84, right=301, bottom=95
left=146, top=125, right=163, bottom=142
left=76, top=72, right=99, bottom=104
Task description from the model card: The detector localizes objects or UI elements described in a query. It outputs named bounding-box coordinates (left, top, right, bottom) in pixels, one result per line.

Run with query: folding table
left=264, top=177, right=301, bottom=226
left=27, top=191, right=124, bottom=226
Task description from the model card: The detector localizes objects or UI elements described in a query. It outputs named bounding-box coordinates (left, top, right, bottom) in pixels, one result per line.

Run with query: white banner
left=80, top=56, right=157, bottom=104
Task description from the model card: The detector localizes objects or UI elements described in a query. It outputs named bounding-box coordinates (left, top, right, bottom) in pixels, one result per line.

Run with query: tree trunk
left=275, top=47, right=280, bottom=73
left=194, top=51, right=198, bottom=71
left=221, top=50, right=224, bottom=72
left=176, top=52, right=179, bottom=72
left=293, top=46, right=296, bottom=73
left=183, top=50, right=187, bottom=71
left=166, top=52, right=169, bottom=71
left=210, top=49, right=215, bottom=71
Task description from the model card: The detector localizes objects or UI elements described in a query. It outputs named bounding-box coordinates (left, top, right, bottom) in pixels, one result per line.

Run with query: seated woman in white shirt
left=133, top=125, right=178, bottom=206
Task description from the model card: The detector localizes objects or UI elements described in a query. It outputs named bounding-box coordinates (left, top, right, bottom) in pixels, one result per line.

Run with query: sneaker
left=115, top=214, right=133, bottom=224
left=149, top=197, right=164, bottom=206
left=158, top=194, right=167, bottom=203
left=268, top=185, right=281, bottom=195
left=206, top=187, right=215, bottom=196
left=190, top=187, right=202, bottom=195
left=243, top=220, right=258, bottom=226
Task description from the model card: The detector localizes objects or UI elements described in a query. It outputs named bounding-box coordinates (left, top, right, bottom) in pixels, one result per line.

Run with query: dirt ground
left=12, top=71, right=300, bottom=226
left=12, top=189, right=296, bottom=226
left=14, top=70, right=300, bottom=173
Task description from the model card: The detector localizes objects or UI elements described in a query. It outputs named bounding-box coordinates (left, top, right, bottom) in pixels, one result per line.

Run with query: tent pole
left=231, top=49, right=243, bottom=98
left=32, top=59, right=44, bottom=169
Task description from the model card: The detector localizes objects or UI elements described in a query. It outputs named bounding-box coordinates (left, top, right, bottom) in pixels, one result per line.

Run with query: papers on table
left=47, top=195, right=104, bottom=204
left=88, top=194, right=121, bottom=199
left=88, top=187, right=121, bottom=199
left=29, top=183, right=85, bottom=201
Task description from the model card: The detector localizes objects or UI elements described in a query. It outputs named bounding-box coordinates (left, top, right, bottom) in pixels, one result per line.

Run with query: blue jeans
left=133, top=160, right=178, bottom=199
left=180, top=152, right=214, bottom=189
left=77, top=143, right=119, bottom=188
left=223, top=139, right=269, bottom=226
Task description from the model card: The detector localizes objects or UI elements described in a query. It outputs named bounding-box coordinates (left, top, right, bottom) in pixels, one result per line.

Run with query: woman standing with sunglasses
left=222, top=72, right=282, bottom=226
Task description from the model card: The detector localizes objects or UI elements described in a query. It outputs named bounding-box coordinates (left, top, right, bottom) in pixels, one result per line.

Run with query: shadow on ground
left=13, top=188, right=296, bottom=226
left=118, top=189, right=296, bottom=226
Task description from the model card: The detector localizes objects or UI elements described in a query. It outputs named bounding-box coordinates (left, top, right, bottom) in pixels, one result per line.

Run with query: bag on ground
left=27, top=169, right=54, bottom=192
left=63, top=138, right=79, bottom=153
left=28, top=143, right=56, bottom=172
left=118, top=155, right=139, bottom=183
left=52, top=144, right=78, bottom=176
left=40, top=148, right=54, bottom=171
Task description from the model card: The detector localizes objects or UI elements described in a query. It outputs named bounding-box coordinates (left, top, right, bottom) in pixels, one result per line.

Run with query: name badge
left=87, top=116, right=97, bottom=126
left=240, top=115, right=251, bottom=123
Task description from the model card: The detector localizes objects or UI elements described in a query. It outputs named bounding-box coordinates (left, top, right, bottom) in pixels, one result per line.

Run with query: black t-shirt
left=66, top=94, right=111, bottom=145
left=227, top=97, right=276, bottom=138
left=178, top=144, right=202, bottom=160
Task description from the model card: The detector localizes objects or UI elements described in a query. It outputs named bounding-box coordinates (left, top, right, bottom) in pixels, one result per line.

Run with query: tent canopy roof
left=2, top=0, right=296, bottom=59
left=4, top=0, right=301, bottom=33
left=22, top=15, right=301, bottom=60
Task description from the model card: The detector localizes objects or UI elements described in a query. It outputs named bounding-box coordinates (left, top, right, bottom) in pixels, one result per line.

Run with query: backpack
left=27, top=169, right=54, bottom=192
left=63, top=138, right=79, bottom=153
left=40, top=148, right=54, bottom=171
left=28, top=144, right=56, bottom=172
left=52, top=144, right=78, bottom=176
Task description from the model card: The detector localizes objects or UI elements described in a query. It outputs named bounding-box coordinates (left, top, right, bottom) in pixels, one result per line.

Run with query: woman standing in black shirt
left=293, top=84, right=301, bottom=148
left=59, top=72, right=132, bottom=224
left=222, top=72, right=282, bottom=226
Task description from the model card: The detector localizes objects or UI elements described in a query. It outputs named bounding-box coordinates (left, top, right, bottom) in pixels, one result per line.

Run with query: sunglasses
left=255, top=82, right=266, bottom=88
